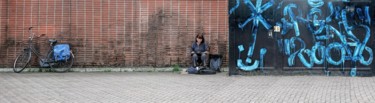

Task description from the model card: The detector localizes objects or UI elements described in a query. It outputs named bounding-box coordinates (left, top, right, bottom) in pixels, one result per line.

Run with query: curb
left=0, top=67, right=229, bottom=73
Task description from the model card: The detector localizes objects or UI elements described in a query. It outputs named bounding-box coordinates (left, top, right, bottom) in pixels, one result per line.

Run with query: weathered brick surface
left=0, top=0, right=229, bottom=67
left=1, top=72, right=375, bottom=102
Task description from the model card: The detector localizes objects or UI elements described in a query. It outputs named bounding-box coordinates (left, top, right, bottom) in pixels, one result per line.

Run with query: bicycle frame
left=25, top=27, right=53, bottom=63
left=13, top=27, right=75, bottom=73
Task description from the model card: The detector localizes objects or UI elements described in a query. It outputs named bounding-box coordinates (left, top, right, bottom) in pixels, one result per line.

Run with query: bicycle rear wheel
left=13, top=49, right=32, bottom=73
left=49, top=51, right=74, bottom=73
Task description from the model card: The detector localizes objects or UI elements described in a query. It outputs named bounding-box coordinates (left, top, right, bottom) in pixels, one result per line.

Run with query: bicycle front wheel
left=13, top=49, right=32, bottom=73
left=49, top=51, right=74, bottom=73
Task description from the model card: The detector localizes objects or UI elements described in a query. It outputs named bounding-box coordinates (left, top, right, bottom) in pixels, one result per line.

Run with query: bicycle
left=13, top=27, right=74, bottom=73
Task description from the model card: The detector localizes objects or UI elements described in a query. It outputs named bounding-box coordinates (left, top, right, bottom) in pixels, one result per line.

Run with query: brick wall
left=0, top=0, right=228, bottom=67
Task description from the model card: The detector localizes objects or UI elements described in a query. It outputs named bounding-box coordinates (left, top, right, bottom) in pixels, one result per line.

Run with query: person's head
left=195, top=33, right=205, bottom=44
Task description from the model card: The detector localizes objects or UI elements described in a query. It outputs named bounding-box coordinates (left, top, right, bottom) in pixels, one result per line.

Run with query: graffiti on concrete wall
left=229, top=0, right=374, bottom=76
left=234, top=0, right=274, bottom=71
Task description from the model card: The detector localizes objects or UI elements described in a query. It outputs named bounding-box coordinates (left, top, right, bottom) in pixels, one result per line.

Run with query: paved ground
left=1, top=72, right=375, bottom=103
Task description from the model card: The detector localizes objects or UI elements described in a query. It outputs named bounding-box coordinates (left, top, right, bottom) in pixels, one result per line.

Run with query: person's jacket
left=191, top=42, right=208, bottom=54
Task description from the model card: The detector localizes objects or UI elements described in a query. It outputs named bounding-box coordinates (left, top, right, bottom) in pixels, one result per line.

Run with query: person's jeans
left=192, top=53, right=206, bottom=67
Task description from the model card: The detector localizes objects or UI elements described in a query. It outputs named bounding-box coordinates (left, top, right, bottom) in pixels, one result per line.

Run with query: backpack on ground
left=209, top=54, right=222, bottom=72
left=187, top=66, right=216, bottom=74
left=187, top=66, right=199, bottom=74
left=197, top=67, right=216, bottom=75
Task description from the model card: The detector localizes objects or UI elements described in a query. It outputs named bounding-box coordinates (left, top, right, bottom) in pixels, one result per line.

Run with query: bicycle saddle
left=49, top=39, right=57, bottom=44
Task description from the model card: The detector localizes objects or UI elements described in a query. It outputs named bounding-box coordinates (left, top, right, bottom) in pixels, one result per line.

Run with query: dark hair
left=195, top=33, right=205, bottom=43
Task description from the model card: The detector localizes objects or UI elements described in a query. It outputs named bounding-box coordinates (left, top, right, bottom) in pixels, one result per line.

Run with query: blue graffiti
left=311, top=42, right=325, bottom=65
left=350, top=68, right=356, bottom=77
left=284, top=39, right=291, bottom=55
left=238, top=0, right=274, bottom=30
left=308, top=0, right=324, bottom=8
left=237, top=47, right=267, bottom=71
left=282, top=1, right=373, bottom=68
left=229, top=0, right=240, bottom=15
left=325, top=42, right=346, bottom=65
left=237, top=45, right=260, bottom=71
left=230, top=0, right=373, bottom=73
left=359, top=46, right=373, bottom=65
left=299, top=49, right=314, bottom=68
left=282, top=4, right=300, bottom=36
left=355, top=6, right=371, bottom=26
left=260, top=48, right=267, bottom=68
left=236, top=0, right=274, bottom=71
left=276, top=1, right=284, bottom=9
left=306, top=8, right=325, bottom=35
left=287, top=37, right=306, bottom=67
left=341, top=10, right=360, bottom=42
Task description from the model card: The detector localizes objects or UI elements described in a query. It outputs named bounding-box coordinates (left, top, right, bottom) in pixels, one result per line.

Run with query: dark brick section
left=0, top=0, right=229, bottom=67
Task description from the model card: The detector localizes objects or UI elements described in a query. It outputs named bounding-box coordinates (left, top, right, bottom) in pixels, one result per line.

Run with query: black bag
left=197, top=67, right=216, bottom=74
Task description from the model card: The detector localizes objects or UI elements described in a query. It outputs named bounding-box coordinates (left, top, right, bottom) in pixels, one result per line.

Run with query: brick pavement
left=1, top=72, right=375, bottom=103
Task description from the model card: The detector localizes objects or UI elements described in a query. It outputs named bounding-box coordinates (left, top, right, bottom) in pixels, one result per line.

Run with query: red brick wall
left=0, top=0, right=229, bottom=67
left=0, top=0, right=9, bottom=67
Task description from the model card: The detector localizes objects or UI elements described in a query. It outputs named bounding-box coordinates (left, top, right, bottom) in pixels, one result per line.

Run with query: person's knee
left=201, top=54, right=206, bottom=59
left=192, top=54, right=198, bottom=59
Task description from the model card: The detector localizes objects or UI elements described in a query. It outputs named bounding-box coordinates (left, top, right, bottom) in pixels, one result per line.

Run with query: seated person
left=191, top=33, right=209, bottom=67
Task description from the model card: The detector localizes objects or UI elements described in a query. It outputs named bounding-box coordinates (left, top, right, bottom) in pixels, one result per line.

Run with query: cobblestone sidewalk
left=1, top=72, right=375, bottom=103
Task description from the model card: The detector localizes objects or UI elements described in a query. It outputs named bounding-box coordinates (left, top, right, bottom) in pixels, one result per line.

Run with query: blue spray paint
left=279, top=3, right=300, bottom=36
left=239, top=0, right=274, bottom=30
left=287, top=37, right=306, bottom=67
left=311, top=42, right=325, bottom=65
left=236, top=0, right=274, bottom=71
left=299, top=49, right=314, bottom=68
left=260, top=48, right=267, bottom=71
left=229, top=0, right=240, bottom=15
left=308, top=0, right=324, bottom=8
left=237, top=45, right=260, bottom=71
left=230, top=0, right=373, bottom=72
left=326, top=42, right=346, bottom=65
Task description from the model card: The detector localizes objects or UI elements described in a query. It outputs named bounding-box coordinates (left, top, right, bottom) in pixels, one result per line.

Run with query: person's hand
left=191, top=51, right=195, bottom=54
